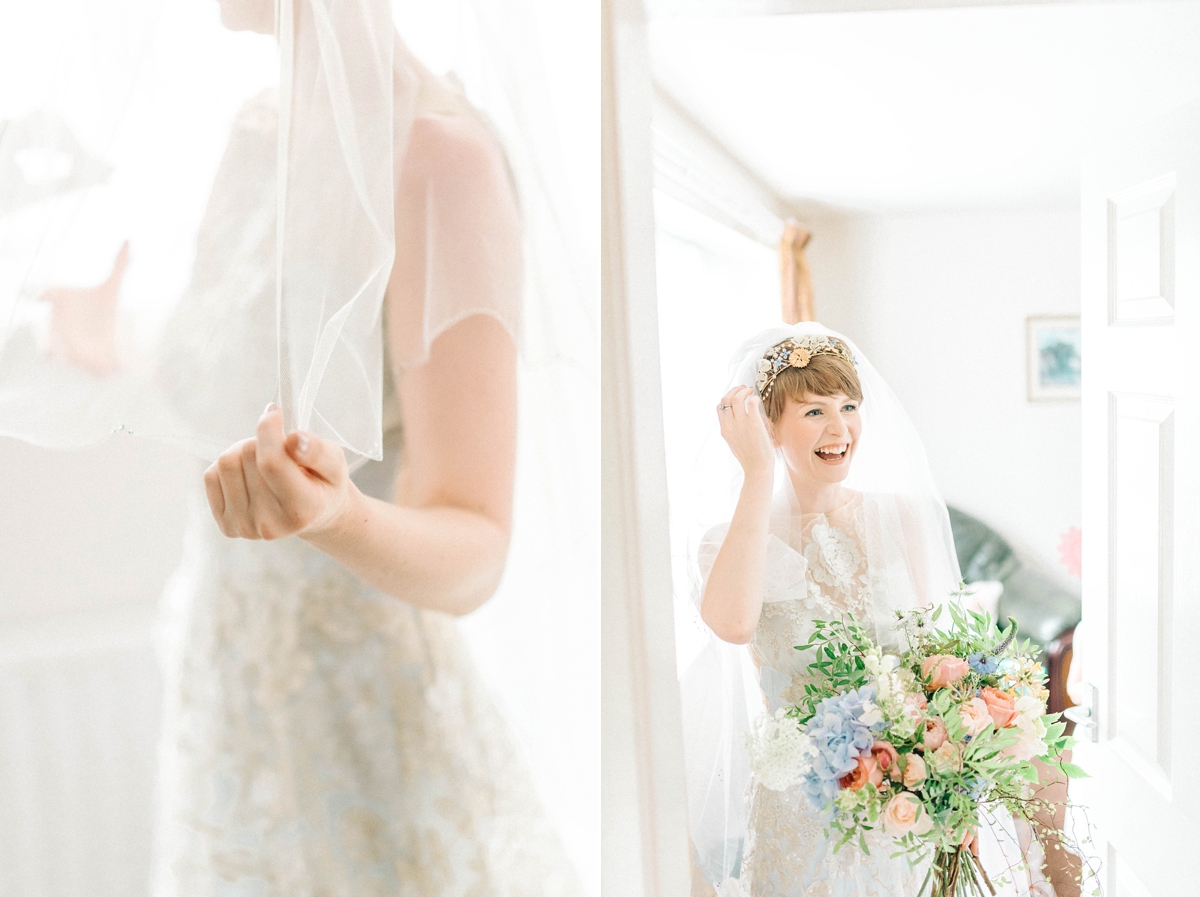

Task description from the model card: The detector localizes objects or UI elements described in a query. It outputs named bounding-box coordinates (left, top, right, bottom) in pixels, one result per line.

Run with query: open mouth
left=814, top=443, right=849, bottom=464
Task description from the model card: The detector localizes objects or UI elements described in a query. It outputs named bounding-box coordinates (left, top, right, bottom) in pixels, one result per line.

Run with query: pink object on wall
left=1058, top=526, right=1082, bottom=577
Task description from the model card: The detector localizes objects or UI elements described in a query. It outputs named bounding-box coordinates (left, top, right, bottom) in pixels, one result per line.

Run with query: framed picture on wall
left=1026, top=315, right=1081, bottom=401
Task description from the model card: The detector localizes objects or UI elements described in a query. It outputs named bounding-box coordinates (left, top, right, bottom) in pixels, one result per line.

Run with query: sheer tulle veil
left=681, top=322, right=961, bottom=889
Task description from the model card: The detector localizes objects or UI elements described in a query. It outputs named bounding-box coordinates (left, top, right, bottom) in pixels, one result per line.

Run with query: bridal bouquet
left=745, top=596, right=1087, bottom=897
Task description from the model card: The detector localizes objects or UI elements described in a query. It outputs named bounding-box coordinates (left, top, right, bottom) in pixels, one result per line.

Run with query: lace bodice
left=750, top=494, right=871, bottom=689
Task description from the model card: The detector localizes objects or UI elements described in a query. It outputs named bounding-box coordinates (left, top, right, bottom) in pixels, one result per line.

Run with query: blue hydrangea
left=798, top=685, right=880, bottom=812
left=968, top=652, right=999, bottom=675
left=964, top=775, right=987, bottom=802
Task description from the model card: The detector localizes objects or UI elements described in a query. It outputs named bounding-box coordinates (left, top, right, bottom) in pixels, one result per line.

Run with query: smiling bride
left=686, top=323, right=1078, bottom=897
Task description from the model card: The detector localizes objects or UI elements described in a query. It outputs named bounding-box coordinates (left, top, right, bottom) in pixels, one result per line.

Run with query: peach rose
left=838, top=754, right=884, bottom=791
left=904, top=693, right=928, bottom=712
left=930, top=740, right=963, bottom=773
left=901, top=752, right=927, bottom=788
left=921, top=717, right=948, bottom=751
left=979, top=686, right=1019, bottom=728
left=958, top=697, right=993, bottom=737
left=871, top=741, right=901, bottom=779
left=882, top=791, right=934, bottom=838
left=922, top=654, right=970, bottom=690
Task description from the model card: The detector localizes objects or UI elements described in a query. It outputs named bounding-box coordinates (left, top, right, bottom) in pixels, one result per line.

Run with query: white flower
left=745, top=709, right=817, bottom=792
left=864, top=649, right=898, bottom=678
left=1014, top=694, right=1045, bottom=719
left=860, top=702, right=884, bottom=727
left=1002, top=698, right=1049, bottom=760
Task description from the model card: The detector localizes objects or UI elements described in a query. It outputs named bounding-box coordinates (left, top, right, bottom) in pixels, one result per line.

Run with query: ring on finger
left=717, top=403, right=732, bottom=410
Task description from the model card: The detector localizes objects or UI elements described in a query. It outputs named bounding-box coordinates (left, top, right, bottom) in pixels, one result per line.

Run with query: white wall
left=808, top=206, right=1082, bottom=593
left=0, top=436, right=193, bottom=896
left=0, top=436, right=194, bottom=618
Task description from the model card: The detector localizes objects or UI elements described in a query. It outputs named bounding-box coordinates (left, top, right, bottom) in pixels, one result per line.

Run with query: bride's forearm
left=1027, top=752, right=1082, bottom=897
left=702, top=470, right=773, bottom=644
left=301, top=483, right=509, bottom=616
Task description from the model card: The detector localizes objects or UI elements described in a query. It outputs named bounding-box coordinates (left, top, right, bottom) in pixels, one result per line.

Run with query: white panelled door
left=1078, top=99, right=1200, bottom=895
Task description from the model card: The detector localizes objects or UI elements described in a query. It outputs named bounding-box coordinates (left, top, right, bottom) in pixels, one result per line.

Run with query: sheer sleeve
left=695, top=522, right=731, bottom=607
left=387, top=110, right=523, bottom=370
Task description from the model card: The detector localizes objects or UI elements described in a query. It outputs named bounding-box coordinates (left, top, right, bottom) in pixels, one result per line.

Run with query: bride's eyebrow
left=798, top=396, right=844, bottom=406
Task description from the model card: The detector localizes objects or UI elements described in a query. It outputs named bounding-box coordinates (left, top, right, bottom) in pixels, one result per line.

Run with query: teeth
left=817, top=444, right=847, bottom=455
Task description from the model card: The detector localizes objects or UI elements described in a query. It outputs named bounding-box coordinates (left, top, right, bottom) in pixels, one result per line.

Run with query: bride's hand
left=38, top=241, right=129, bottom=375
left=716, top=385, right=775, bottom=478
left=203, top=404, right=356, bottom=540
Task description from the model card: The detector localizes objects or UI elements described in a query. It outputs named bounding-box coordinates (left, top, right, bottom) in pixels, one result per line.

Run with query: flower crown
left=754, top=335, right=856, bottom=400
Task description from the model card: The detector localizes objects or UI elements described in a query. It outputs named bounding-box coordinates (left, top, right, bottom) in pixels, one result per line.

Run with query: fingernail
left=297, top=433, right=309, bottom=453
left=264, top=402, right=278, bottom=416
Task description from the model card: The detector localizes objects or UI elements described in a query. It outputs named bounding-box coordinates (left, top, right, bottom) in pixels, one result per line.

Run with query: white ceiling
left=649, top=1, right=1200, bottom=213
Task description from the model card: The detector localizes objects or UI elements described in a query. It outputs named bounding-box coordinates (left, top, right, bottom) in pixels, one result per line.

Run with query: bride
left=8, top=1, right=585, bottom=894
left=688, top=323, right=1077, bottom=897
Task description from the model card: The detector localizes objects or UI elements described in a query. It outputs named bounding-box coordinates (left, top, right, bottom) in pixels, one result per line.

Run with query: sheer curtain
left=394, top=1, right=599, bottom=888
left=653, top=190, right=777, bottom=676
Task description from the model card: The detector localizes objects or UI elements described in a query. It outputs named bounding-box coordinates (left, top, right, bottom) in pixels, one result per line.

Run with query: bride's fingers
left=254, top=404, right=312, bottom=511
left=240, top=440, right=286, bottom=538
left=729, top=386, right=758, bottom=418
left=285, top=430, right=345, bottom=486
left=215, top=442, right=255, bottom=539
left=202, top=463, right=226, bottom=523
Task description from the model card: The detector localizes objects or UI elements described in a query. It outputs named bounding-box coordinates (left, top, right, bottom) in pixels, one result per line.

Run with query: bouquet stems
left=924, top=847, right=996, bottom=897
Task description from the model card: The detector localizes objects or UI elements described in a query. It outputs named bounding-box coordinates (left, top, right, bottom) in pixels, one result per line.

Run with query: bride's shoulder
left=404, top=98, right=512, bottom=199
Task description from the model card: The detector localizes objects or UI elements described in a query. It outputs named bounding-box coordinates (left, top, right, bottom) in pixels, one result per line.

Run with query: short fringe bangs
left=764, top=354, right=863, bottom=421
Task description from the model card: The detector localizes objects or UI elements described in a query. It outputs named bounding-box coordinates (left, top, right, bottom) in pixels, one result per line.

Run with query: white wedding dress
left=699, top=492, right=1037, bottom=897
left=148, top=86, right=581, bottom=897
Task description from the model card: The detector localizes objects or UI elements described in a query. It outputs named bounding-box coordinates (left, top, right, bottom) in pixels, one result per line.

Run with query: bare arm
left=299, top=314, right=515, bottom=615
left=1027, top=753, right=1083, bottom=897
left=202, top=313, right=515, bottom=616
left=203, top=110, right=520, bottom=617
left=701, top=385, right=776, bottom=644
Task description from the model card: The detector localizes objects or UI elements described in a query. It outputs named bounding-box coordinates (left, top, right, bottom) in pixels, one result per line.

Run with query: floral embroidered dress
left=699, top=491, right=1032, bottom=897
left=731, top=492, right=926, bottom=897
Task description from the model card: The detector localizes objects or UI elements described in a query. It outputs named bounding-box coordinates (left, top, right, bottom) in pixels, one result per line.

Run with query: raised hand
left=716, top=385, right=776, bottom=479
left=203, top=404, right=355, bottom=540
left=39, top=241, right=128, bottom=375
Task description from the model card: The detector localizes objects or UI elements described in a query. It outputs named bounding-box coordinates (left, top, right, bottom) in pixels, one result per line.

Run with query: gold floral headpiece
left=754, top=335, right=855, bottom=400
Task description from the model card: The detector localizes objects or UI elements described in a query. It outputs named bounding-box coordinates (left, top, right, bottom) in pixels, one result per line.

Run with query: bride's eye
left=843, top=404, right=858, bottom=413
left=805, top=408, right=822, bottom=417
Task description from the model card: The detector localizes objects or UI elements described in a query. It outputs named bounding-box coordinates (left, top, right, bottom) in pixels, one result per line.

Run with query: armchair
left=946, top=507, right=1080, bottom=716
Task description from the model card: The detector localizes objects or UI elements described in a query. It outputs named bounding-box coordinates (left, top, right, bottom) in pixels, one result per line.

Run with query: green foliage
left=790, top=616, right=876, bottom=723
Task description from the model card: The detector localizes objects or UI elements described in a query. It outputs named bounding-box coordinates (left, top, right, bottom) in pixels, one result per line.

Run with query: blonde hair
left=763, top=353, right=862, bottom=422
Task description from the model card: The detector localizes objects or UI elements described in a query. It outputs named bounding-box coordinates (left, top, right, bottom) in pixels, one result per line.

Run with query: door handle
left=1062, top=682, right=1098, bottom=743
